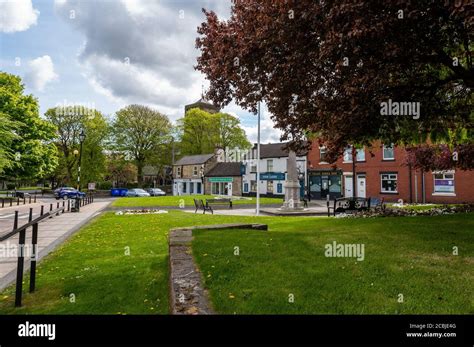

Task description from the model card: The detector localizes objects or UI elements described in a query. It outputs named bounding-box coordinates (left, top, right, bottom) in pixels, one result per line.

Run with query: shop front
left=309, top=170, right=342, bottom=200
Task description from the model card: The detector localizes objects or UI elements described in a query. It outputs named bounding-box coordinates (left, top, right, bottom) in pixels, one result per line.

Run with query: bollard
left=23, top=197, right=25, bottom=205
left=56, top=202, right=60, bottom=216
left=17, top=197, right=19, bottom=206
left=29, top=223, right=38, bottom=293
left=10, top=198, right=12, bottom=207
left=29, top=196, right=31, bottom=204
left=62, top=201, right=65, bottom=213
left=13, top=211, right=18, bottom=231
left=15, top=228, right=26, bottom=307
left=67, top=199, right=70, bottom=212
left=34, top=193, right=37, bottom=203
left=40, top=205, right=44, bottom=216
left=1, top=198, right=4, bottom=208
left=29, top=208, right=33, bottom=222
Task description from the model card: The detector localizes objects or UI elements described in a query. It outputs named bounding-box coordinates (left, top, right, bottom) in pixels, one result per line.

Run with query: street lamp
left=77, top=130, right=86, bottom=191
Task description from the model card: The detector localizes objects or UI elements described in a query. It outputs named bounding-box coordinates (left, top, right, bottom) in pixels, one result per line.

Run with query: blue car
left=54, top=187, right=86, bottom=200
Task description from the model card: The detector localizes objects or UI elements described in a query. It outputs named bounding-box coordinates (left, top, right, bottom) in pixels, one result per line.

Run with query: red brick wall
left=307, top=141, right=474, bottom=203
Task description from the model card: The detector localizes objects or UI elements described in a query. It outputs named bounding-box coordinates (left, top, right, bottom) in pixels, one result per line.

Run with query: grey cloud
left=54, top=0, right=230, bottom=109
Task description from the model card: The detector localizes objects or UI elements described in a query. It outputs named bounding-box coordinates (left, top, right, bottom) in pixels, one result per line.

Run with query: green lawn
left=112, top=194, right=283, bottom=207
left=193, top=213, right=474, bottom=314
left=0, top=211, right=472, bottom=314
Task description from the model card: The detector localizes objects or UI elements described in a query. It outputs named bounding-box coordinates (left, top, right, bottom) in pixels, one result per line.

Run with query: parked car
left=54, top=187, right=86, bottom=200
left=126, top=188, right=150, bottom=197
left=146, top=188, right=166, bottom=196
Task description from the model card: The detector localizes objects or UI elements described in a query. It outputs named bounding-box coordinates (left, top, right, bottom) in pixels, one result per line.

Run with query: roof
left=174, top=153, right=214, bottom=166
left=205, top=162, right=243, bottom=177
left=184, top=97, right=220, bottom=114
left=255, top=142, right=308, bottom=159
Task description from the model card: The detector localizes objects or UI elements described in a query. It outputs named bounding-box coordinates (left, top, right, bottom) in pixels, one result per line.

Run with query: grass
left=0, top=210, right=472, bottom=314
left=111, top=194, right=283, bottom=207
left=193, top=213, right=474, bottom=314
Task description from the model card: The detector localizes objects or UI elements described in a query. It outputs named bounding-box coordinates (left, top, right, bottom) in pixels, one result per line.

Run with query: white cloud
left=53, top=0, right=231, bottom=121
left=0, top=0, right=39, bottom=33
left=24, top=55, right=58, bottom=91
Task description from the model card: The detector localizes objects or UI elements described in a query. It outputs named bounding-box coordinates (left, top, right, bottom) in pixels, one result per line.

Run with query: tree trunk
left=137, top=162, right=143, bottom=187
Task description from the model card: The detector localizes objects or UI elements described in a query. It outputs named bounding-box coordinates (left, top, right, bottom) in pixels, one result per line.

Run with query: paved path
left=0, top=200, right=111, bottom=291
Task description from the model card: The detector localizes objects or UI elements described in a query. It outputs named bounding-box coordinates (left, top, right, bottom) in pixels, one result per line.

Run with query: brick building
left=307, top=141, right=474, bottom=203
left=204, top=162, right=244, bottom=196
left=172, top=154, right=217, bottom=195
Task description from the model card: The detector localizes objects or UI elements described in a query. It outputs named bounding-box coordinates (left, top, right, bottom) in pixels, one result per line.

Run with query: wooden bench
left=193, top=199, right=213, bottom=214
left=327, top=197, right=371, bottom=216
left=206, top=198, right=233, bottom=209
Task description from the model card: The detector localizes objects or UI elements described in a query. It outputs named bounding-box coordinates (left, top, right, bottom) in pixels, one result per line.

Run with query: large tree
left=0, top=72, right=58, bottom=182
left=178, top=108, right=250, bottom=156
left=44, top=106, right=109, bottom=187
left=196, top=0, right=473, bottom=166
left=112, top=105, right=171, bottom=185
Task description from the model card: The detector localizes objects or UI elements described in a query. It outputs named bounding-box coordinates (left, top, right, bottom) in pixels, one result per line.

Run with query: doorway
left=357, top=175, right=366, bottom=198
left=344, top=176, right=353, bottom=197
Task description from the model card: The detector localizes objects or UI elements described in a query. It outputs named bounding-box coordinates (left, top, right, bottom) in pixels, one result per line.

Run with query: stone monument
left=279, top=150, right=304, bottom=211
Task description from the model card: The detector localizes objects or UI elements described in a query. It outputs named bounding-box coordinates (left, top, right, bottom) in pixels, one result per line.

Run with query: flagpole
left=256, top=102, right=261, bottom=216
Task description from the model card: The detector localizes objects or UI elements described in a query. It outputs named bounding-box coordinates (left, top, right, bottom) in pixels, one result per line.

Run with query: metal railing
left=0, top=193, right=38, bottom=209
left=0, top=193, right=94, bottom=307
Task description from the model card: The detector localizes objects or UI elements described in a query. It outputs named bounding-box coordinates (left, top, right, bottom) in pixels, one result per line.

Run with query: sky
left=0, top=0, right=282, bottom=143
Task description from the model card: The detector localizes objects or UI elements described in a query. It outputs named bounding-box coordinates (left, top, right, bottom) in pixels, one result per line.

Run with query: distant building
left=204, top=162, right=244, bottom=196
left=242, top=143, right=308, bottom=198
left=184, top=97, right=220, bottom=115
left=172, top=153, right=217, bottom=195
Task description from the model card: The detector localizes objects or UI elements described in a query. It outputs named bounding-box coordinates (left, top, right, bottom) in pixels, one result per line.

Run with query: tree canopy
left=196, top=0, right=473, bottom=167
left=113, top=104, right=171, bottom=184
left=44, top=106, right=109, bottom=187
left=178, top=108, right=250, bottom=156
left=0, top=72, right=58, bottom=181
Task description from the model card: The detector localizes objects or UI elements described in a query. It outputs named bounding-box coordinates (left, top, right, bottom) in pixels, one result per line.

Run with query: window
left=433, top=172, right=455, bottom=193
left=182, top=182, right=187, bottom=193
left=250, top=163, right=257, bottom=172
left=250, top=180, right=257, bottom=192
left=267, top=180, right=274, bottom=193
left=176, top=167, right=181, bottom=178
left=319, top=147, right=327, bottom=162
left=243, top=183, right=249, bottom=193
left=356, top=148, right=365, bottom=161
left=193, top=166, right=198, bottom=176
left=383, top=144, right=395, bottom=160
left=196, top=182, right=202, bottom=194
left=267, top=159, right=273, bottom=172
left=380, top=173, right=398, bottom=193
left=343, top=147, right=352, bottom=162
left=343, top=146, right=364, bottom=162
left=211, top=182, right=228, bottom=195
left=189, top=182, right=194, bottom=194
left=277, top=183, right=283, bottom=194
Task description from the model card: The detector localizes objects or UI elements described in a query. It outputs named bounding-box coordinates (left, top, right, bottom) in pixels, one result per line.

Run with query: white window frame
left=433, top=171, right=455, bottom=195
left=267, top=159, right=274, bottom=172
left=356, top=148, right=365, bottom=162
left=343, top=146, right=352, bottom=163
left=176, top=167, right=181, bottom=178
left=380, top=173, right=398, bottom=193
left=383, top=144, right=395, bottom=160
left=319, top=146, right=328, bottom=163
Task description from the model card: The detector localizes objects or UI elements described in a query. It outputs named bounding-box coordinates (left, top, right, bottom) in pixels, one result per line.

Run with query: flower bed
left=339, top=204, right=474, bottom=218
left=115, top=209, right=168, bottom=215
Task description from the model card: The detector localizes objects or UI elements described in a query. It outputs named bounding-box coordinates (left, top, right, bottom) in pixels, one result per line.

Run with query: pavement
left=0, top=198, right=112, bottom=291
